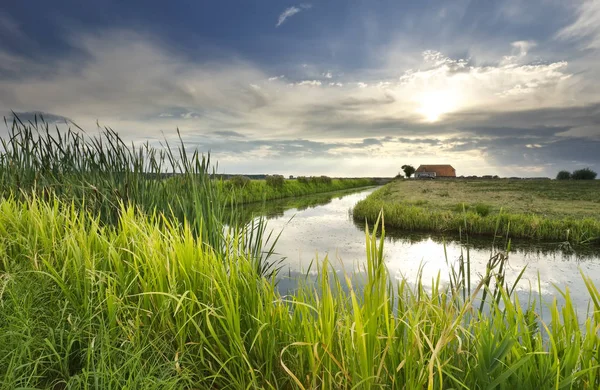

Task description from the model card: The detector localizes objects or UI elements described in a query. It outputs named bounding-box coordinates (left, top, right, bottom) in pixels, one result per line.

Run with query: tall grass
left=0, top=115, right=281, bottom=270
left=1, top=195, right=599, bottom=388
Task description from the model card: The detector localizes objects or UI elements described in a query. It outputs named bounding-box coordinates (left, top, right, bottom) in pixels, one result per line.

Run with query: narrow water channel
left=247, top=187, right=600, bottom=312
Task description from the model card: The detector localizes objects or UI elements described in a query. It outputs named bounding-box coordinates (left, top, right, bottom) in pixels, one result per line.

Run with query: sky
left=1, top=0, right=599, bottom=177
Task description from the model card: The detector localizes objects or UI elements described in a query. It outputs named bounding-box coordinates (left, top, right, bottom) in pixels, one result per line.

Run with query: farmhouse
left=415, top=164, right=456, bottom=178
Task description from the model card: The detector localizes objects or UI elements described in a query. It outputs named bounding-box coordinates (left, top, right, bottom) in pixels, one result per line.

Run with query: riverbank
left=353, top=179, right=600, bottom=243
left=218, top=177, right=377, bottom=204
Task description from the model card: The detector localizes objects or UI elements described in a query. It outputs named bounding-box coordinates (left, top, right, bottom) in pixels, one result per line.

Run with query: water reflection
left=255, top=187, right=600, bottom=311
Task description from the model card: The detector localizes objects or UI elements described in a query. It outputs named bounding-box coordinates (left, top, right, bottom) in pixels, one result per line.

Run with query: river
left=244, top=187, right=600, bottom=313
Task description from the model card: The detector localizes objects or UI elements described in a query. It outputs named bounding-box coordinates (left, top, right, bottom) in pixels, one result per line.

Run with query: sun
left=416, top=90, right=458, bottom=122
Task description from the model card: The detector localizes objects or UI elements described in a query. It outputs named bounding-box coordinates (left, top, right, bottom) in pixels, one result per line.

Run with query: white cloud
left=296, top=80, right=322, bottom=86
left=322, top=72, right=333, bottom=79
left=557, top=0, right=600, bottom=49
left=276, top=4, right=312, bottom=27
left=0, top=31, right=597, bottom=176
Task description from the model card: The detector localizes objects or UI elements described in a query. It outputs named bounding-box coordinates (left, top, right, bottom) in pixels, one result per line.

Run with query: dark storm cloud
left=179, top=135, right=386, bottom=157
left=444, top=134, right=600, bottom=171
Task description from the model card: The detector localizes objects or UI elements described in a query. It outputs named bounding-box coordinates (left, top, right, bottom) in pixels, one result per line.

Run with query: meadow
left=1, top=118, right=599, bottom=388
left=353, top=179, right=600, bottom=243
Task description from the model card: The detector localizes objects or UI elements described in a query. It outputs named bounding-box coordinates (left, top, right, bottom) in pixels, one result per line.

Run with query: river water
left=245, top=187, right=600, bottom=313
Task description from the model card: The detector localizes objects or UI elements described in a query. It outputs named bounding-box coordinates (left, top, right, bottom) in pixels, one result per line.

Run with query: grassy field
left=353, top=179, right=600, bottom=243
left=1, top=117, right=600, bottom=388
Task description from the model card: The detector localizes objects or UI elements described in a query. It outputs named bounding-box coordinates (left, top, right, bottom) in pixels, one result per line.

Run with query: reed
left=0, top=195, right=599, bottom=388
left=0, top=115, right=280, bottom=270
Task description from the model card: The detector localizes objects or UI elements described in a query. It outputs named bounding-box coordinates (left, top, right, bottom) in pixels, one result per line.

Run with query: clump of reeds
left=0, top=114, right=283, bottom=272
left=0, top=196, right=599, bottom=388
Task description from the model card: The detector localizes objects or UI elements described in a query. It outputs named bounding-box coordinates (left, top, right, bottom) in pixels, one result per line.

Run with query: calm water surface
left=249, top=187, right=600, bottom=312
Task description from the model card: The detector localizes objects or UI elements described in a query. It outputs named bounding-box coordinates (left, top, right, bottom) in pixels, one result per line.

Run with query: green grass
left=1, top=195, right=599, bottom=388
left=353, top=179, right=600, bottom=243
left=218, top=177, right=376, bottom=204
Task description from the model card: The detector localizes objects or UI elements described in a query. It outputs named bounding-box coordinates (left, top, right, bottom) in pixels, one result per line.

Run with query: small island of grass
left=353, top=178, right=600, bottom=243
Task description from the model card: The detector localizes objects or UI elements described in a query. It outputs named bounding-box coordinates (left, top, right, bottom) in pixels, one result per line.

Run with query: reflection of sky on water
left=258, top=187, right=600, bottom=312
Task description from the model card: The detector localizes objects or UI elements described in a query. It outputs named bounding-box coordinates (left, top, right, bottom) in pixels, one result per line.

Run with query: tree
left=556, top=171, right=571, bottom=180
left=401, top=165, right=416, bottom=178
left=572, top=168, right=597, bottom=180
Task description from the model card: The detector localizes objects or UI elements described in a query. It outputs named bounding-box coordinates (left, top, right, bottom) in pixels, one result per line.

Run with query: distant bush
left=474, top=203, right=492, bottom=217
left=556, top=171, right=571, bottom=180
left=320, top=175, right=332, bottom=184
left=229, top=175, right=251, bottom=187
left=572, top=168, right=597, bottom=180
left=265, top=174, right=285, bottom=187
left=297, top=176, right=309, bottom=184
left=310, top=175, right=332, bottom=185
left=395, top=173, right=404, bottom=179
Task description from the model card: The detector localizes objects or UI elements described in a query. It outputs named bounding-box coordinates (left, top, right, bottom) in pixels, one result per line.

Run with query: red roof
left=415, top=165, right=456, bottom=177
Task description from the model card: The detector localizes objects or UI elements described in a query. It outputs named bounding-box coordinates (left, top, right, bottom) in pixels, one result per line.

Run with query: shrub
left=297, top=176, right=309, bottom=184
left=265, top=174, right=285, bottom=187
left=572, top=168, right=597, bottom=180
left=230, top=175, right=251, bottom=187
left=320, top=175, right=332, bottom=184
left=310, top=175, right=332, bottom=185
left=556, top=171, right=571, bottom=180
left=474, top=203, right=492, bottom=217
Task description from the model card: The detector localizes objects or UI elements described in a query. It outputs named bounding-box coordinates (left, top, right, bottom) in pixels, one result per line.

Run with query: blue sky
left=1, top=0, right=599, bottom=177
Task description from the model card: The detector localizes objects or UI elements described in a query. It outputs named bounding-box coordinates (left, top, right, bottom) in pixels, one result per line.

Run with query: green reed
left=0, top=115, right=283, bottom=271
left=0, top=195, right=598, bottom=389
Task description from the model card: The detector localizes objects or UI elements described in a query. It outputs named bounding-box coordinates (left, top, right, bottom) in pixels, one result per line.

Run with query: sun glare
left=416, top=90, right=458, bottom=122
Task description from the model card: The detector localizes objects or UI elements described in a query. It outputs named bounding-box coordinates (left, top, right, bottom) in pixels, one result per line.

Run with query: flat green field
left=353, top=179, right=600, bottom=243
